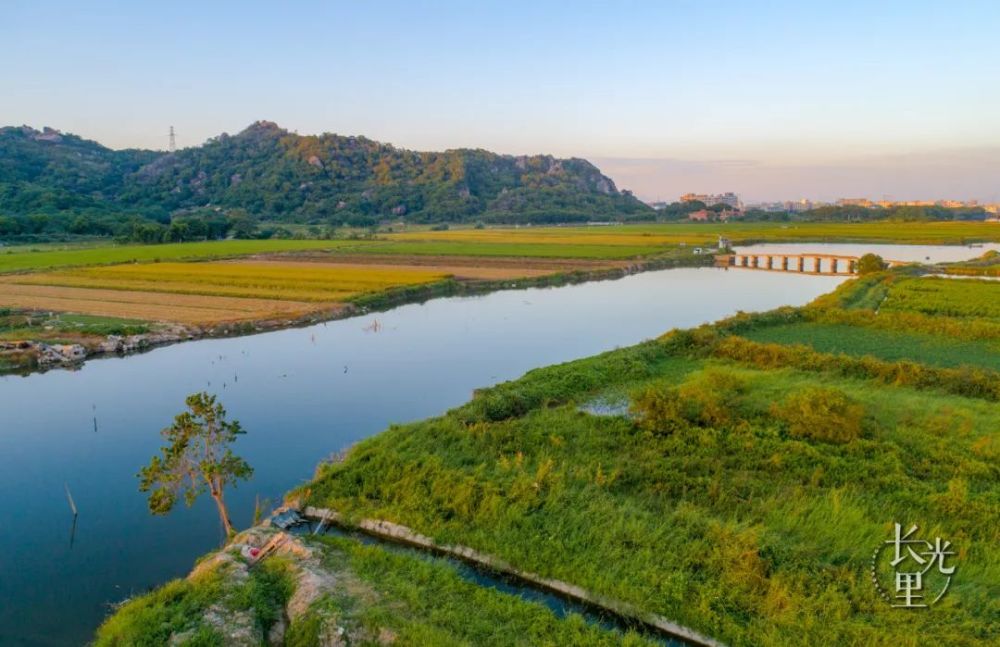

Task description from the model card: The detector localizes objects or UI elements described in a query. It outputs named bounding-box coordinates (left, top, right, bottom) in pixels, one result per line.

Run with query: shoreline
left=0, top=253, right=714, bottom=378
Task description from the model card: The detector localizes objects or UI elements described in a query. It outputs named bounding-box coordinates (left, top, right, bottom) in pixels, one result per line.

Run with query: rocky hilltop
left=0, top=122, right=650, bottom=228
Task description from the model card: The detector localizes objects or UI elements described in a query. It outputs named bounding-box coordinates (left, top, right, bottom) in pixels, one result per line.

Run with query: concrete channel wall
left=301, top=506, right=727, bottom=647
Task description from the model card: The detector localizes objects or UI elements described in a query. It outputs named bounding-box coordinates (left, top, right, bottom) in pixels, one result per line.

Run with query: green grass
left=537, top=221, right=1000, bottom=245
left=95, top=267, right=1000, bottom=646
left=0, top=239, right=372, bottom=274
left=0, top=309, right=150, bottom=341
left=881, top=276, right=1000, bottom=322
left=93, top=569, right=226, bottom=646
left=297, top=332, right=1000, bottom=645
left=306, top=534, right=656, bottom=646
left=5, top=221, right=996, bottom=277
left=742, top=322, right=1000, bottom=371
left=939, top=249, right=1000, bottom=276
left=97, top=532, right=658, bottom=647
left=392, top=221, right=1000, bottom=246
left=0, top=236, right=691, bottom=275
left=94, top=557, right=294, bottom=646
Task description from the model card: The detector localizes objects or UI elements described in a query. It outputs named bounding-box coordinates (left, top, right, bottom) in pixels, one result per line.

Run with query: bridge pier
left=717, top=252, right=891, bottom=275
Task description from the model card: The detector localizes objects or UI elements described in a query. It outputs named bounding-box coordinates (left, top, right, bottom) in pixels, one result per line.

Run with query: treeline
left=0, top=208, right=319, bottom=244
left=655, top=202, right=991, bottom=223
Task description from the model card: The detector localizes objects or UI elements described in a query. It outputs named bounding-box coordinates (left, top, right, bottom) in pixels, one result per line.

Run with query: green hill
left=0, top=122, right=650, bottom=239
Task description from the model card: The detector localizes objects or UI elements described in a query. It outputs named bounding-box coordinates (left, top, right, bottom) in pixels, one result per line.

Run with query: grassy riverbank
left=96, top=268, right=1000, bottom=646
left=96, top=526, right=657, bottom=646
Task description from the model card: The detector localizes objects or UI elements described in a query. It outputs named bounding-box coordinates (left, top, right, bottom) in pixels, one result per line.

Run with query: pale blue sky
left=3, top=1, right=999, bottom=201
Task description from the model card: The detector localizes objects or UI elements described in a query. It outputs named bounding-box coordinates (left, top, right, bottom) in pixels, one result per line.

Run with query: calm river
left=0, top=243, right=991, bottom=645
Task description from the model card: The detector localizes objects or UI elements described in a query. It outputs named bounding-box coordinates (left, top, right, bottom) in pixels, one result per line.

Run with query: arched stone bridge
left=715, top=253, right=905, bottom=275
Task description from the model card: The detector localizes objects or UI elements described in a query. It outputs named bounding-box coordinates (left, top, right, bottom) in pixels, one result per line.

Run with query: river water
left=0, top=243, right=989, bottom=645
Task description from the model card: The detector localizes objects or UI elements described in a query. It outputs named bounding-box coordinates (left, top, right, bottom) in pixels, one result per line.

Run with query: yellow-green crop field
left=0, top=261, right=451, bottom=324
left=880, top=276, right=1000, bottom=322
left=387, top=221, right=1000, bottom=246
left=8, top=262, right=449, bottom=302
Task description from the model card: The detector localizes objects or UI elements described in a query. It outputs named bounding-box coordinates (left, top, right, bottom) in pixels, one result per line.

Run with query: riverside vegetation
left=96, top=266, right=1000, bottom=646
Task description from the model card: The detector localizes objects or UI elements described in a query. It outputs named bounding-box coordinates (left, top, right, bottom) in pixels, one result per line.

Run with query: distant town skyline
left=595, top=148, right=1000, bottom=205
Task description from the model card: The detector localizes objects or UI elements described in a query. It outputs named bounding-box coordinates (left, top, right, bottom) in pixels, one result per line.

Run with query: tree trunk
left=211, top=490, right=234, bottom=537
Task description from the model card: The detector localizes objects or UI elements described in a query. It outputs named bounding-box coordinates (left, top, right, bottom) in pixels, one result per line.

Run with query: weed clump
left=771, top=386, right=865, bottom=444
left=631, top=368, right=748, bottom=433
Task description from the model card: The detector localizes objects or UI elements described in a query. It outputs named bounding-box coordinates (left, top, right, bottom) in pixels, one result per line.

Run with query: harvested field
left=0, top=282, right=336, bottom=324
left=0, top=260, right=450, bottom=325
left=8, top=262, right=450, bottom=303
left=236, top=255, right=627, bottom=280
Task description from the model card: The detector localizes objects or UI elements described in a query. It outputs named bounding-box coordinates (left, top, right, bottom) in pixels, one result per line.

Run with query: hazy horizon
left=4, top=0, right=998, bottom=203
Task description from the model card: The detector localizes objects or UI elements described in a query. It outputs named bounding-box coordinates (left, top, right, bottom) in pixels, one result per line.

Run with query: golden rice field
left=242, top=257, right=582, bottom=280
left=7, top=262, right=450, bottom=302
left=0, top=261, right=451, bottom=324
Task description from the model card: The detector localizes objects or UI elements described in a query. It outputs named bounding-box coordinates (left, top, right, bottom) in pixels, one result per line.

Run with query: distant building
left=712, top=192, right=742, bottom=209
left=786, top=199, right=813, bottom=212
left=680, top=192, right=742, bottom=209
left=837, top=198, right=875, bottom=208
left=687, top=209, right=712, bottom=222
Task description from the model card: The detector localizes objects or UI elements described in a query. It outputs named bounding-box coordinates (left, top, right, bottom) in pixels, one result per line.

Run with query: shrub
left=632, top=368, right=748, bottom=433
left=857, top=253, right=887, bottom=275
left=771, top=386, right=865, bottom=444
left=481, top=389, right=530, bottom=421
left=631, top=385, right=687, bottom=434
left=677, top=369, right=749, bottom=427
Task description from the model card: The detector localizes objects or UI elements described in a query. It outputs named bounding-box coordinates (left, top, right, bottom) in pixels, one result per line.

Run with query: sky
left=3, top=0, right=999, bottom=202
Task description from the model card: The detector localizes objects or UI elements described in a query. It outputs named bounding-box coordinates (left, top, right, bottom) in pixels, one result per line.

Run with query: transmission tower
left=168, top=126, right=176, bottom=152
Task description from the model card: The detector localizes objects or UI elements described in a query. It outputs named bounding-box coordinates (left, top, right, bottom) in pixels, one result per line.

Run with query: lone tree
left=857, top=253, right=887, bottom=275
left=139, top=392, right=253, bottom=537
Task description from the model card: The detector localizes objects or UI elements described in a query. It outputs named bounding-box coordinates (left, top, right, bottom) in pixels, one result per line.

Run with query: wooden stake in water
left=64, top=483, right=78, bottom=517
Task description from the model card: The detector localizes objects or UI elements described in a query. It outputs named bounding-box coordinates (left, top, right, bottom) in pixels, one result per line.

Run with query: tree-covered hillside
left=0, top=122, right=650, bottom=240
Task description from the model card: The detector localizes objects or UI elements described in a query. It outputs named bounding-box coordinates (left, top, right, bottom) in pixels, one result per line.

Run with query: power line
left=168, top=126, right=176, bottom=152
